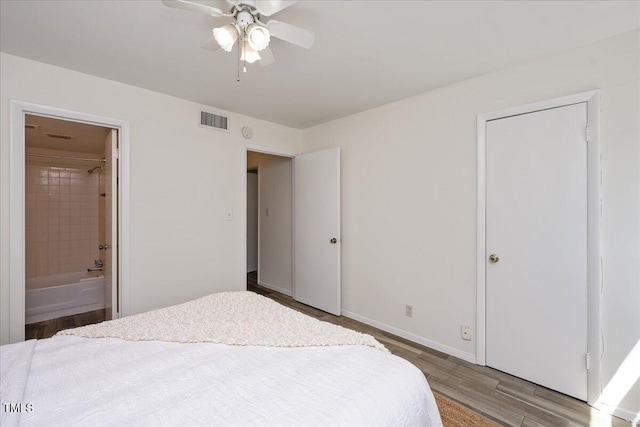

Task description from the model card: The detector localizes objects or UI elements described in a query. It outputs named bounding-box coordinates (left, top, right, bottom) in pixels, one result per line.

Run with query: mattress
left=1, top=292, right=443, bottom=426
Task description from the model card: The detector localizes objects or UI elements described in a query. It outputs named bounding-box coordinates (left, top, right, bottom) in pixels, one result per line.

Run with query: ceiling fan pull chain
left=242, top=29, right=248, bottom=74
left=237, top=37, right=241, bottom=82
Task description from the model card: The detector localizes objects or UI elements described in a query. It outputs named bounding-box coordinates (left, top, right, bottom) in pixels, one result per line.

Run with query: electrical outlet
left=461, top=326, right=471, bottom=341
left=405, top=305, right=413, bottom=318
left=224, top=209, right=233, bottom=221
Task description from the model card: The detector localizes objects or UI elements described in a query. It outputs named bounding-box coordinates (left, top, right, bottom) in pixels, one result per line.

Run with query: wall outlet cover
left=461, top=326, right=471, bottom=341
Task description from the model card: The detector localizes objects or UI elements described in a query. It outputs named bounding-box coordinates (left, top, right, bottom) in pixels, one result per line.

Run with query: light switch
left=225, top=209, right=233, bottom=221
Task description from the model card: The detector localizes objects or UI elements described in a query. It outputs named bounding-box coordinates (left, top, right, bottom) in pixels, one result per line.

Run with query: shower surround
left=25, top=163, right=101, bottom=282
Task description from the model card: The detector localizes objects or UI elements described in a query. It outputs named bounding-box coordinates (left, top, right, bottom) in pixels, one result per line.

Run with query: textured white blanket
left=59, top=291, right=387, bottom=351
left=2, top=336, right=442, bottom=426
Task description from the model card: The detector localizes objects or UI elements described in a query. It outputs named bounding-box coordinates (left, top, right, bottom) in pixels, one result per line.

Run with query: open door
left=104, top=129, right=118, bottom=320
left=294, top=148, right=341, bottom=315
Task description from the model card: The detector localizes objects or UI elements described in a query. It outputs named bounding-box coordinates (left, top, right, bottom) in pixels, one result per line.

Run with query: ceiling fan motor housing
left=235, top=10, right=256, bottom=28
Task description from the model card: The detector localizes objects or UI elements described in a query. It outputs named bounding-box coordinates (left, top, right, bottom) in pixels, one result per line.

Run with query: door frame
left=9, top=100, right=131, bottom=343
left=244, top=143, right=295, bottom=297
left=476, top=90, right=601, bottom=405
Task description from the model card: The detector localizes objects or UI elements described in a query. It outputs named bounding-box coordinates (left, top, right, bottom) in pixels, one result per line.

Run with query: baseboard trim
left=257, top=280, right=292, bottom=297
left=594, top=402, right=638, bottom=423
left=341, top=309, right=477, bottom=364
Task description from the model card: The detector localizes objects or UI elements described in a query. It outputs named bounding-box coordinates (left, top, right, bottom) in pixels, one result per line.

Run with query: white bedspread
left=2, top=336, right=442, bottom=426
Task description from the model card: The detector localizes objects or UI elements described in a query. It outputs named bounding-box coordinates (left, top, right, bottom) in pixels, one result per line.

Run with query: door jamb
left=476, top=90, right=601, bottom=405
left=9, top=100, right=131, bottom=343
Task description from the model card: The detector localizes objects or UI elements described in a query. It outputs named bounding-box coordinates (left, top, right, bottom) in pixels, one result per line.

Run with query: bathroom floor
left=25, top=309, right=105, bottom=340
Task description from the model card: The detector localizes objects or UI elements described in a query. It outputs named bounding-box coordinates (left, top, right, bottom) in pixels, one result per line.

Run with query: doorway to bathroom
left=23, top=114, right=118, bottom=338
left=6, top=100, right=131, bottom=343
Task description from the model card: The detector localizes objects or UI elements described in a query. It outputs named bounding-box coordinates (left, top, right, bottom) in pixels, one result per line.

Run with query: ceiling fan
left=162, top=0, right=314, bottom=73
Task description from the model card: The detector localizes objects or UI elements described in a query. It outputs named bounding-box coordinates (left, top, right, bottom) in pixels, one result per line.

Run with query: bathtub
left=26, top=272, right=106, bottom=324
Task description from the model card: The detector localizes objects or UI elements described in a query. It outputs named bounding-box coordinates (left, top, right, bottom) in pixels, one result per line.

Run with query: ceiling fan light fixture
left=163, top=0, right=314, bottom=79
left=241, top=41, right=261, bottom=64
left=246, top=24, right=270, bottom=52
left=213, top=24, right=239, bottom=52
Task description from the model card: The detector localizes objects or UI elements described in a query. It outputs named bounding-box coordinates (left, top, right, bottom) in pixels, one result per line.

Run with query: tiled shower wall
left=25, top=163, right=100, bottom=280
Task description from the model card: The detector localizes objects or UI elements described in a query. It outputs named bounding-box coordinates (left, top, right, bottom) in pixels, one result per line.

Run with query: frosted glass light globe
left=213, top=25, right=239, bottom=52
left=241, top=42, right=262, bottom=64
left=246, top=24, right=270, bottom=52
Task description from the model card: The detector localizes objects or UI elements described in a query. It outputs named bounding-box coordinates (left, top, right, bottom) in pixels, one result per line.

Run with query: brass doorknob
left=330, top=238, right=337, bottom=244
left=489, top=254, right=499, bottom=263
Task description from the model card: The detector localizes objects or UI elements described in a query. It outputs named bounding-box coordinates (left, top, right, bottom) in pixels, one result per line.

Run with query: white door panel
left=104, top=129, right=118, bottom=321
left=486, top=103, right=588, bottom=400
left=294, top=148, right=341, bottom=315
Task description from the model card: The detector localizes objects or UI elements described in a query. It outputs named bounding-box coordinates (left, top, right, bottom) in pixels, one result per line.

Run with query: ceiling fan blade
left=255, top=1, right=297, bottom=16
left=259, top=46, right=275, bottom=66
left=267, top=20, right=314, bottom=49
left=200, top=35, right=220, bottom=51
left=161, top=0, right=225, bottom=17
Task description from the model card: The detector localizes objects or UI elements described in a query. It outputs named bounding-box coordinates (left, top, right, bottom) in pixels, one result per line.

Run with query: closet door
left=486, top=103, right=588, bottom=400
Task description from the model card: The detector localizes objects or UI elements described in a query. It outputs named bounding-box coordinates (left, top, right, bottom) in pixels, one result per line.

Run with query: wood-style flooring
left=25, top=309, right=105, bottom=340
left=247, top=272, right=630, bottom=427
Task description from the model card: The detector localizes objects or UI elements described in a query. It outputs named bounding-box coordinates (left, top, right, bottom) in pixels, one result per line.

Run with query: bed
left=1, top=291, right=443, bottom=426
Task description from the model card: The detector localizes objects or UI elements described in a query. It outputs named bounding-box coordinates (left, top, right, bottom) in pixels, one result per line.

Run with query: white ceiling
left=25, top=114, right=111, bottom=154
left=1, top=1, right=638, bottom=129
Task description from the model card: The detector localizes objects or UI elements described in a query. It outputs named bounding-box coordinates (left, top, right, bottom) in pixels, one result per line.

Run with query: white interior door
left=294, top=148, right=341, bottom=315
left=486, top=103, right=588, bottom=400
left=104, top=129, right=118, bottom=320
left=247, top=171, right=258, bottom=273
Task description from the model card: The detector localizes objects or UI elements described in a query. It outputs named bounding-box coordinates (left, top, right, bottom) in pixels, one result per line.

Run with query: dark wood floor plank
left=25, top=309, right=105, bottom=339
left=387, top=343, right=457, bottom=384
left=534, top=386, right=594, bottom=416
left=458, top=380, right=570, bottom=427
left=523, top=417, right=548, bottom=427
left=448, top=356, right=538, bottom=395
left=459, top=378, right=570, bottom=427
left=497, top=382, right=591, bottom=426
left=450, top=363, right=501, bottom=389
left=417, top=350, right=461, bottom=373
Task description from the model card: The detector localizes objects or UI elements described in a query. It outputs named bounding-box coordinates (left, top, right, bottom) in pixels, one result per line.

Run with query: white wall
left=0, top=53, right=301, bottom=344
left=301, top=30, right=639, bottom=418
left=247, top=151, right=293, bottom=295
